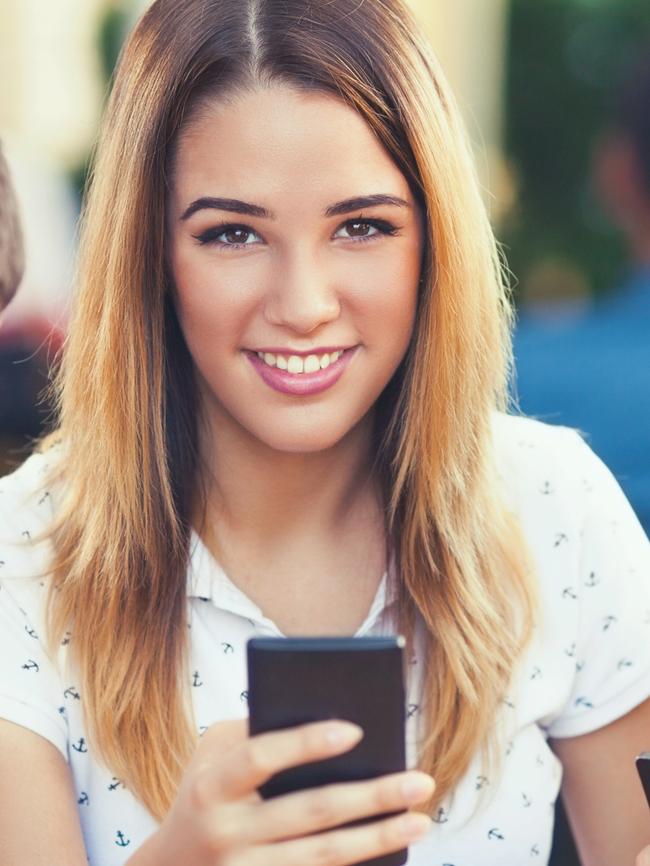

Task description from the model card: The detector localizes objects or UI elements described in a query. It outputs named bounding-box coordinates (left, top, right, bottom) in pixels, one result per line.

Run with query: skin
left=552, top=699, right=650, bottom=866
left=168, top=84, right=424, bottom=635
left=0, top=84, right=436, bottom=866
left=2, top=84, right=649, bottom=866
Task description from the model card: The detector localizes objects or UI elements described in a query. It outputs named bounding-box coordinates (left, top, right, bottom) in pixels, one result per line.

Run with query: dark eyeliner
left=192, top=217, right=401, bottom=247
left=192, top=223, right=251, bottom=245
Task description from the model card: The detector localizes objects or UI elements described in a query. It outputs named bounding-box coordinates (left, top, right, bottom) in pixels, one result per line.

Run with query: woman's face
left=168, top=85, right=424, bottom=454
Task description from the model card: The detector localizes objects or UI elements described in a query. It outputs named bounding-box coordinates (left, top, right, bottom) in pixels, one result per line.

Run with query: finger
left=201, top=718, right=249, bottom=752
left=246, top=770, right=435, bottom=843
left=200, top=720, right=363, bottom=802
left=228, top=809, right=432, bottom=866
left=636, top=847, right=650, bottom=866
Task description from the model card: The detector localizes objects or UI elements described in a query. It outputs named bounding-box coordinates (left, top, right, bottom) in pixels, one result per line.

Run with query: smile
left=255, top=350, right=344, bottom=374
left=245, top=347, right=357, bottom=397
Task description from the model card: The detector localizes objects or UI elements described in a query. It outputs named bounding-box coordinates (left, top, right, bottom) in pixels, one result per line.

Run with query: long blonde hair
left=42, top=0, right=535, bottom=820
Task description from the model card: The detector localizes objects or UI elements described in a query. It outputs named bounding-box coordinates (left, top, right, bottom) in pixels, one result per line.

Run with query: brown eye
left=193, top=223, right=261, bottom=247
left=334, top=218, right=399, bottom=243
left=223, top=228, right=252, bottom=244
left=347, top=221, right=373, bottom=237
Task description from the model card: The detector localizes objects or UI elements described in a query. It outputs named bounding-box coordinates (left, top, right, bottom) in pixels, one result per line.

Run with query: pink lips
left=245, top=348, right=357, bottom=396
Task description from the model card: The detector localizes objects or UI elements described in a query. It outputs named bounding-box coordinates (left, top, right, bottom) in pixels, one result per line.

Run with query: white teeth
left=287, top=355, right=304, bottom=374
left=256, top=349, right=346, bottom=373
left=303, top=354, right=320, bottom=374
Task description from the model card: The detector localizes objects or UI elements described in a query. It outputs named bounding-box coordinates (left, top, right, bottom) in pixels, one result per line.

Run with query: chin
left=255, top=425, right=351, bottom=455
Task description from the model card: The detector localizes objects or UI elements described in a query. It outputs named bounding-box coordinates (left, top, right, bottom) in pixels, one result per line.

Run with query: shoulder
left=491, top=412, right=646, bottom=547
left=492, top=412, right=591, bottom=498
left=495, top=415, right=650, bottom=739
left=0, top=447, right=60, bottom=546
left=0, top=446, right=62, bottom=610
left=0, top=449, right=71, bottom=762
left=0, top=448, right=56, bottom=514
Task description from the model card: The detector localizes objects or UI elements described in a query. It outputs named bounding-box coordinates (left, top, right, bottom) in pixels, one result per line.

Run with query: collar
left=186, top=530, right=398, bottom=635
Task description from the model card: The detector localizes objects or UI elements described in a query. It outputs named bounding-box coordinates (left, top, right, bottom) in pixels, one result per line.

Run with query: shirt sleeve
left=0, top=580, right=69, bottom=760
left=546, top=431, right=650, bottom=739
left=0, top=456, right=69, bottom=761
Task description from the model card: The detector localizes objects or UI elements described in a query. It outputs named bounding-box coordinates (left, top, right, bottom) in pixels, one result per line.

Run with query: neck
left=195, top=402, right=383, bottom=549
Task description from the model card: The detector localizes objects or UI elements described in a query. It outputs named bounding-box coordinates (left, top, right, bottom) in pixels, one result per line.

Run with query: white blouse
left=1, top=413, right=649, bottom=866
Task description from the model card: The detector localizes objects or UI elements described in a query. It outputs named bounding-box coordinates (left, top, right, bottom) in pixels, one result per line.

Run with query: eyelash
left=192, top=218, right=401, bottom=249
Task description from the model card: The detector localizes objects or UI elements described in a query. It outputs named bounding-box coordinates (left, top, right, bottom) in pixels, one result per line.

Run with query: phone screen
left=247, top=635, right=408, bottom=866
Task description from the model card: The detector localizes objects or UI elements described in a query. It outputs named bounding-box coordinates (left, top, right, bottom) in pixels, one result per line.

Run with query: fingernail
left=325, top=723, right=364, bottom=748
left=399, top=813, right=432, bottom=840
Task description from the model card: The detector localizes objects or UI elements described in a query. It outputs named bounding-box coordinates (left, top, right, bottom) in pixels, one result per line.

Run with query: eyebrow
left=179, top=193, right=411, bottom=221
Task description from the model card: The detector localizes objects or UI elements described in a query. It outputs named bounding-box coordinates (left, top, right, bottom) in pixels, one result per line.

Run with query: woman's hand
left=141, top=718, right=434, bottom=866
left=637, top=847, right=650, bottom=866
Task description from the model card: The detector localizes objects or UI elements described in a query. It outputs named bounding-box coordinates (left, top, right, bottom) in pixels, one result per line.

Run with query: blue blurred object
left=513, top=265, right=650, bottom=536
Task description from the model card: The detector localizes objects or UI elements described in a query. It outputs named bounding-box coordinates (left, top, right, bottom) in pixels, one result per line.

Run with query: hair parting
left=41, top=0, right=535, bottom=820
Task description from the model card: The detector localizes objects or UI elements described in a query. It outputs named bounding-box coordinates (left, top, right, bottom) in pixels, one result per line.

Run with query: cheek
left=351, top=256, right=419, bottom=350
left=171, top=248, right=258, bottom=348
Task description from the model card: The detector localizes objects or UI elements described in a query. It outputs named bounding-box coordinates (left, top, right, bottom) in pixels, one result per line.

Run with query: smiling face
left=168, top=84, right=424, bottom=455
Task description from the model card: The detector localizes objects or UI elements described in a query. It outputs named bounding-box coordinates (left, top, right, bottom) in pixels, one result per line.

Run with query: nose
left=263, top=249, right=341, bottom=334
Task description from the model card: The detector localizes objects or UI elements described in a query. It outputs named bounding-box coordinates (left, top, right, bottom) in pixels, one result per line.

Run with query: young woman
left=1, top=1, right=649, bottom=864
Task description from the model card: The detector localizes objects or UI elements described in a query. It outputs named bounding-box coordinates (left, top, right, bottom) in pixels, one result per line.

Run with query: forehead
left=172, top=85, right=412, bottom=205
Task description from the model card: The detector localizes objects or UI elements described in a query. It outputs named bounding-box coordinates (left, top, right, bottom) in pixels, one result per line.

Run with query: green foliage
left=98, top=5, right=129, bottom=84
left=68, top=4, right=129, bottom=204
left=503, top=0, right=650, bottom=300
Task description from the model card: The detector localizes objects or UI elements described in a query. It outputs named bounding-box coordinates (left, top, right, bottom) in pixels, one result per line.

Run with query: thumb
left=202, top=717, right=249, bottom=752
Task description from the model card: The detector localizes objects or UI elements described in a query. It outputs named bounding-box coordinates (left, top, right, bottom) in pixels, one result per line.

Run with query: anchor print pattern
left=433, top=807, right=449, bottom=824
left=0, top=421, right=648, bottom=865
left=603, top=615, right=618, bottom=632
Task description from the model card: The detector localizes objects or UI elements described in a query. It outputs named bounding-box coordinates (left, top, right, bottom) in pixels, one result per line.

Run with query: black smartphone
left=636, top=752, right=650, bottom=808
left=247, top=635, right=408, bottom=866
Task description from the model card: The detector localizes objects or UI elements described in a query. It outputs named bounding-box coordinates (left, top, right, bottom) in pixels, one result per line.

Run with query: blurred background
left=1, top=2, right=648, bottom=862
left=1, top=0, right=649, bottom=526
